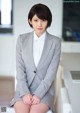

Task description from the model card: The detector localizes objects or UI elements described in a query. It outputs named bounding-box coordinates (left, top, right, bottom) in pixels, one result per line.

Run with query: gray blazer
left=10, top=31, right=61, bottom=111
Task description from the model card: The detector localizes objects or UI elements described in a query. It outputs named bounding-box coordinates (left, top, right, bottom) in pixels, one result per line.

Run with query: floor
left=0, top=107, right=52, bottom=113
left=0, top=107, right=15, bottom=113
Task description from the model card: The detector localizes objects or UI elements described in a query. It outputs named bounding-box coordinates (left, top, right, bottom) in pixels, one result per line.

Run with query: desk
left=64, top=70, right=80, bottom=113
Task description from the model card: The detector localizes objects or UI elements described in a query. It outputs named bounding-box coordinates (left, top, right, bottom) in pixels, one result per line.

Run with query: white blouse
left=33, top=31, right=46, bottom=67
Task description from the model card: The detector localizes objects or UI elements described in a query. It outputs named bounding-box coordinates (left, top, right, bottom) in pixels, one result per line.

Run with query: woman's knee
left=14, top=101, right=31, bottom=113
left=30, top=103, right=49, bottom=113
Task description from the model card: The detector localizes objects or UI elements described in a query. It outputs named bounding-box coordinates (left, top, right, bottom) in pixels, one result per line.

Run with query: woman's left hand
left=32, top=95, right=40, bottom=105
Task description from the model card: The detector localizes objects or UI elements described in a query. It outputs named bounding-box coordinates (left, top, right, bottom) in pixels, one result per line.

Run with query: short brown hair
left=28, top=3, right=52, bottom=28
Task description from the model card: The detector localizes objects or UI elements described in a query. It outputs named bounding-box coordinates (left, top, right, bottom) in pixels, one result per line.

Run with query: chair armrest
left=58, top=87, right=73, bottom=113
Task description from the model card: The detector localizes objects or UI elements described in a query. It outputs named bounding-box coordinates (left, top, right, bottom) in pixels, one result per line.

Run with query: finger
left=32, top=99, right=36, bottom=104
left=32, top=99, right=38, bottom=105
left=23, top=100, right=27, bottom=105
left=28, top=100, right=32, bottom=105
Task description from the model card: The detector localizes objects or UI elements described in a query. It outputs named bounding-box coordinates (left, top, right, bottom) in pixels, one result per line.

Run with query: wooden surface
left=0, top=76, right=15, bottom=106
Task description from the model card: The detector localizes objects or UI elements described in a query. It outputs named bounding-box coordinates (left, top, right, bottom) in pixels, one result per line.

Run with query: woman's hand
left=32, top=95, right=40, bottom=105
left=22, top=94, right=32, bottom=105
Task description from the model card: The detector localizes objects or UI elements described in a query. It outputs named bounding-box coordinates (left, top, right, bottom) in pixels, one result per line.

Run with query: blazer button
left=34, top=71, right=36, bottom=73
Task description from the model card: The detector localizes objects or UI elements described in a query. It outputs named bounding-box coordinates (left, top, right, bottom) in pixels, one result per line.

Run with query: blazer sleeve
left=33, top=38, right=61, bottom=99
left=16, top=35, right=30, bottom=97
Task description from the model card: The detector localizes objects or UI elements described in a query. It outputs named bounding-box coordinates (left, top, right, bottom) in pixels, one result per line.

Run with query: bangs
left=35, top=10, right=48, bottom=20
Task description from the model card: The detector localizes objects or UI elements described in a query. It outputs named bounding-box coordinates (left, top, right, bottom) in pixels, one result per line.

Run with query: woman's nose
left=38, top=21, right=42, bottom=27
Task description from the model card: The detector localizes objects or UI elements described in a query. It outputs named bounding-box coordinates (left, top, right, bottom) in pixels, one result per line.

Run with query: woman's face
left=29, top=15, right=48, bottom=37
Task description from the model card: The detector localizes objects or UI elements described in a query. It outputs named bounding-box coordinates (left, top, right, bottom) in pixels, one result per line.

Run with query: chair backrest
left=54, top=64, right=64, bottom=113
left=54, top=64, right=63, bottom=102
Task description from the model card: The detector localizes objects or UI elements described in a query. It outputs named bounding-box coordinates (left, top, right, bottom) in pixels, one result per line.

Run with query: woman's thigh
left=14, top=101, right=31, bottom=113
left=30, top=103, right=49, bottom=113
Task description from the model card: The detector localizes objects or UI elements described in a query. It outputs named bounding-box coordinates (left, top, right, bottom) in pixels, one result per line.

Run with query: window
left=0, top=0, right=13, bottom=34
left=62, top=0, right=80, bottom=42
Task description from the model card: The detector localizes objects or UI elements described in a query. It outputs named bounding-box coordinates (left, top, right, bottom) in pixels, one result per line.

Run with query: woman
left=10, top=3, right=61, bottom=113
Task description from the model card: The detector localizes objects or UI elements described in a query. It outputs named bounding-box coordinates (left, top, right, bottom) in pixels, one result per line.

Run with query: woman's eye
left=34, top=19, right=38, bottom=22
left=42, top=19, right=46, bottom=21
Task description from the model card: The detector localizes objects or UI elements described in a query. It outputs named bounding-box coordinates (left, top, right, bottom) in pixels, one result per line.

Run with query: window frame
left=0, top=0, right=13, bottom=34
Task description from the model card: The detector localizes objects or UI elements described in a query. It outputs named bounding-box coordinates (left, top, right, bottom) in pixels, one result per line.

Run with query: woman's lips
left=37, top=28, right=43, bottom=30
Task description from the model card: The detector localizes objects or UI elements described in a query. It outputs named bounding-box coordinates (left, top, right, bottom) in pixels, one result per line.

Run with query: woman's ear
left=28, top=19, right=32, bottom=25
left=28, top=19, right=33, bottom=28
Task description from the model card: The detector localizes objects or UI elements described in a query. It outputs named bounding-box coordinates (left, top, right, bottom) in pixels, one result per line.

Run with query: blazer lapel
left=25, top=32, right=53, bottom=70
left=25, top=32, right=36, bottom=70
left=37, top=32, right=53, bottom=69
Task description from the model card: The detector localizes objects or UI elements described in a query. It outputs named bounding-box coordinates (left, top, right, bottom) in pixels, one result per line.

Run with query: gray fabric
left=10, top=31, right=61, bottom=111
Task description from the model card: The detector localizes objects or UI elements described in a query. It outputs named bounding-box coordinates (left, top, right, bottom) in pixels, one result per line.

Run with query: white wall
left=0, top=37, right=15, bottom=75
left=0, top=0, right=80, bottom=76
left=61, top=53, right=80, bottom=71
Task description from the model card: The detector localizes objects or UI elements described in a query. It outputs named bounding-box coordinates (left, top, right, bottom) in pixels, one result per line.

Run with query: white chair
left=54, top=64, right=72, bottom=113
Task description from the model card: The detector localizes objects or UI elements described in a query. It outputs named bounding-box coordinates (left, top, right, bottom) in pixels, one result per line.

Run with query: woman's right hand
left=22, top=94, right=32, bottom=105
